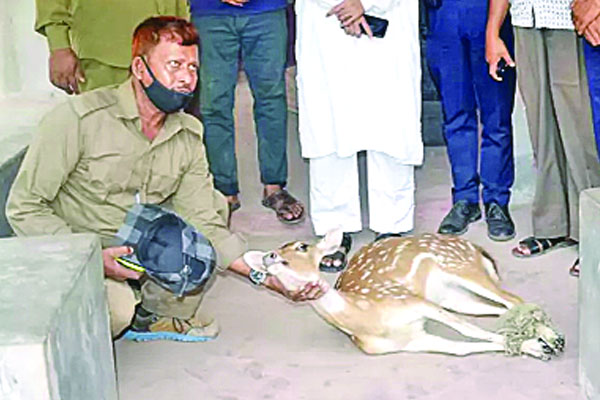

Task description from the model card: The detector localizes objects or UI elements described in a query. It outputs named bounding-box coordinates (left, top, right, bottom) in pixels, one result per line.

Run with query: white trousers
left=309, top=151, right=415, bottom=236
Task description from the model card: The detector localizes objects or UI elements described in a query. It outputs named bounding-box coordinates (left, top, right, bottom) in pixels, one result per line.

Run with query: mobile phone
left=359, top=15, right=389, bottom=38
left=496, top=59, right=513, bottom=79
left=115, top=254, right=145, bottom=273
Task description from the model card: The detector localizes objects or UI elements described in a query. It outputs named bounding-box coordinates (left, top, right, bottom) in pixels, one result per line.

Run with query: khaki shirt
left=6, top=79, right=246, bottom=270
left=35, top=0, right=190, bottom=68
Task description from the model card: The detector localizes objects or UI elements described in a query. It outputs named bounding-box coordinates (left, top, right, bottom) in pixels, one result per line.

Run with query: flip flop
left=319, top=233, right=352, bottom=273
left=511, top=236, right=577, bottom=258
left=262, top=189, right=305, bottom=225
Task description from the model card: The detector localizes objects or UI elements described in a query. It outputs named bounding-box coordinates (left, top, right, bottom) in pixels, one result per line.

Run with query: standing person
left=7, top=17, right=325, bottom=341
left=426, top=0, right=517, bottom=241
left=295, top=0, right=423, bottom=271
left=190, top=0, right=305, bottom=224
left=486, top=0, right=600, bottom=268
left=573, top=0, right=600, bottom=161
left=35, top=0, right=190, bottom=94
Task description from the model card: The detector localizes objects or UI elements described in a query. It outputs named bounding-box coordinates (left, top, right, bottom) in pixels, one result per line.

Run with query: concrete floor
left=114, top=74, right=582, bottom=400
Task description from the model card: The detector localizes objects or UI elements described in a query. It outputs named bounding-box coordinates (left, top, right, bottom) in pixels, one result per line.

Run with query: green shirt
left=6, top=79, right=246, bottom=270
left=35, top=0, right=190, bottom=68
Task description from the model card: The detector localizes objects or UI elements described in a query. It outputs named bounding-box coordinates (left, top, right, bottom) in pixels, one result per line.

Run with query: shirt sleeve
left=172, top=136, right=247, bottom=271
left=6, top=102, right=81, bottom=236
left=35, top=0, right=72, bottom=51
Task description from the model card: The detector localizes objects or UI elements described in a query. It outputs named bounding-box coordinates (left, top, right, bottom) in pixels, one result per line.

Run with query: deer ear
left=317, top=228, right=344, bottom=254
left=242, top=250, right=268, bottom=273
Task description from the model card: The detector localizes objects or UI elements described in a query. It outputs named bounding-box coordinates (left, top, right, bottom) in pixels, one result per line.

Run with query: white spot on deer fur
left=361, top=271, right=371, bottom=280
left=361, top=288, right=370, bottom=294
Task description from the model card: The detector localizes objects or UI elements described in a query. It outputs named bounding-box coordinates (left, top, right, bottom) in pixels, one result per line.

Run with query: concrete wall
left=0, top=234, right=117, bottom=400
left=579, top=188, right=600, bottom=400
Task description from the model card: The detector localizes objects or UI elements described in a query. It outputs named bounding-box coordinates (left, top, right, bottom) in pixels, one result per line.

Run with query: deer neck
left=309, top=286, right=361, bottom=334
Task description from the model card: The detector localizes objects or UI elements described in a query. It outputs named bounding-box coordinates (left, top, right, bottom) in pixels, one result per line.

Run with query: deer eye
left=297, top=243, right=309, bottom=253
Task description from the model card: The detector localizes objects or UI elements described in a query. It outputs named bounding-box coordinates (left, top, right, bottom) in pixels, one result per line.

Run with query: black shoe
left=437, top=200, right=482, bottom=235
left=485, top=202, right=515, bottom=241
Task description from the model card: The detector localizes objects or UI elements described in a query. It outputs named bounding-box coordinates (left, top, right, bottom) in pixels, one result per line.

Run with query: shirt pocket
left=84, top=152, right=134, bottom=201
left=146, top=172, right=181, bottom=201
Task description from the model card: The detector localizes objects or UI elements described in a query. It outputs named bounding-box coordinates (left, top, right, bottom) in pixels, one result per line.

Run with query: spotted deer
left=244, top=230, right=564, bottom=360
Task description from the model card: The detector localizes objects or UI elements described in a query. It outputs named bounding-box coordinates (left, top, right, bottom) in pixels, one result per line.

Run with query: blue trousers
left=426, top=1, right=516, bottom=206
left=193, top=9, right=288, bottom=196
left=584, top=40, right=600, bottom=161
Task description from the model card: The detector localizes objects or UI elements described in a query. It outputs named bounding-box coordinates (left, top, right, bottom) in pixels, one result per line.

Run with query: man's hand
left=221, top=0, right=248, bottom=6
left=572, top=0, right=600, bottom=35
left=265, top=276, right=329, bottom=302
left=49, top=48, right=85, bottom=94
left=485, top=35, right=515, bottom=81
left=103, top=246, right=142, bottom=281
left=342, top=16, right=373, bottom=38
left=328, top=0, right=365, bottom=27
left=584, top=17, right=600, bottom=46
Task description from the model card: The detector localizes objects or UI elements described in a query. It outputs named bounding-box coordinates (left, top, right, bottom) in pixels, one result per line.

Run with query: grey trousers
left=514, top=27, right=600, bottom=240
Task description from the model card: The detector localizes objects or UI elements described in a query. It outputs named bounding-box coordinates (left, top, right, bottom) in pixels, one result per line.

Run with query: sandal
left=569, top=258, right=580, bottom=278
left=319, top=233, right=352, bottom=273
left=511, top=236, right=577, bottom=258
left=262, top=189, right=305, bottom=225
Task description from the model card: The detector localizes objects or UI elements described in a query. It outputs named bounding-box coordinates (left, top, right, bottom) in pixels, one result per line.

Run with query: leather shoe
left=437, top=200, right=481, bottom=235
left=485, top=202, right=515, bottom=241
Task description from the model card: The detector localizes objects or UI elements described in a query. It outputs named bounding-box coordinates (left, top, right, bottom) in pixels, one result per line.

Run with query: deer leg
left=448, top=275, right=523, bottom=311
left=402, top=333, right=505, bottom=356
left=420, top=302, right=504, bottom=343
left=436, top=286, right=510, bottom=316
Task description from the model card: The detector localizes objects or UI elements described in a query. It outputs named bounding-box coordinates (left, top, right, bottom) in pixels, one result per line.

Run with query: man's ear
left=131, top=56, right=146, bottom=81
left=316, top=228, right=343, bottom=255
left=242, top=251, right=268, bottom=273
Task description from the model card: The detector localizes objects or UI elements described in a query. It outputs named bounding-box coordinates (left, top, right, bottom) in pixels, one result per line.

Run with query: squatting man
left=6, top=16, right=326, bottom=342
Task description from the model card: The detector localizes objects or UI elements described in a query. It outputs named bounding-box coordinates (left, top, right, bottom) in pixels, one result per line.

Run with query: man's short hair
left=132, top=16, right=199, bottom=59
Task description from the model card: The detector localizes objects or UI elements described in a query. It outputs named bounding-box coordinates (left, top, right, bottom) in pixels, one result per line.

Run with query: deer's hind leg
left=427, top=270, right=523, bottom=316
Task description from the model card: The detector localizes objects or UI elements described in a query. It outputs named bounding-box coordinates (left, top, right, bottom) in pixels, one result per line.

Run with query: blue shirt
left=190, top=0, right=287, bottom=16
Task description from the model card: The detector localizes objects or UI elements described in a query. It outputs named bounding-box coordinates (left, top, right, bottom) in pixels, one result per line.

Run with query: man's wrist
left=248, top=268, right=267, bottom=286
left=45, top=24, right=71, bottom=52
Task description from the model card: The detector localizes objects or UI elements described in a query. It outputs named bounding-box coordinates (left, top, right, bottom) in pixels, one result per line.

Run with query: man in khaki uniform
left=36, top=0, right=190, bottom=94
left=7, top=17, right=325, bottom=341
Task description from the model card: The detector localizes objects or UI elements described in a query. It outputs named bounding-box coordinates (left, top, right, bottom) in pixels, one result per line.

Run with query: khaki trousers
left=514, top=28, right=600, bottom=240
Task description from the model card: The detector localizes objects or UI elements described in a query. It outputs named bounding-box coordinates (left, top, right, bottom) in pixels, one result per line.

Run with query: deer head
left=243, top=229, right=343, bottom=292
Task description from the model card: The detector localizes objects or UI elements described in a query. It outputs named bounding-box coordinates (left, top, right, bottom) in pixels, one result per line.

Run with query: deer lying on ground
left=244, top=231, right=564, bottom=360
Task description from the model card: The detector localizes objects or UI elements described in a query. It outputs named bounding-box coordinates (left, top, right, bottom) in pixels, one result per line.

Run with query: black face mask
left=140, top=57, right=194, bottom=113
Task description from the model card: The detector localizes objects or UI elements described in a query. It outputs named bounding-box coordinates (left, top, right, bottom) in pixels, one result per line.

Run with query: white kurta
left=295, top=0, right=423, bottom=164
